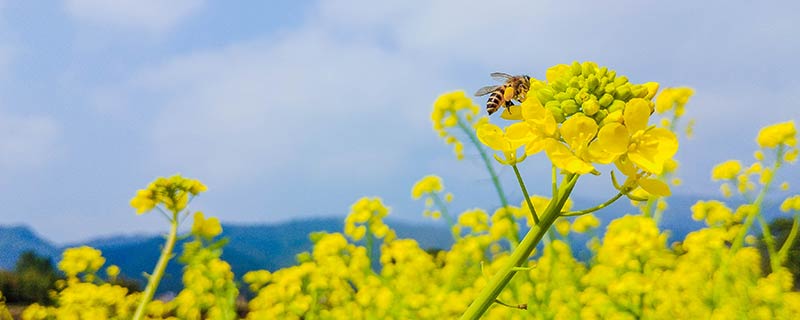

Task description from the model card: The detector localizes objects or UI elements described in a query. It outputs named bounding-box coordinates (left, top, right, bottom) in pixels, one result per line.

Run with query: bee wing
left=475, top=85, right=501, bottom=96
left=490, top=72, right=514, bottom=81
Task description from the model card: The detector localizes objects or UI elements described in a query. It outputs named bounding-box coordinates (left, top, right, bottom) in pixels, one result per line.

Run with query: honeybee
left=474, top=72, right=531, bottom=116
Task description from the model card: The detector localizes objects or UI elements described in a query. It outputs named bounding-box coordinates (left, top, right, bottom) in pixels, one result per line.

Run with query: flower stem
left=777, top=213, right=800, bottom=266
left=431, top=192, right=455, bottom=229
left=132, top=214, right=179, bottom=320
left=460, top=174, right=579, bottom=320
left=456, top=118, right=509, bottom=209
left=513, top=163, right=538, bottom=224
left=730, top=145, right=784, bottom=254
left=563, top=191, right=626, bottom=216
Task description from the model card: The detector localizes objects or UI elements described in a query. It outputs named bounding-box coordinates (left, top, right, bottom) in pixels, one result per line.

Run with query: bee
left=474, top=72, right=531, bottom=116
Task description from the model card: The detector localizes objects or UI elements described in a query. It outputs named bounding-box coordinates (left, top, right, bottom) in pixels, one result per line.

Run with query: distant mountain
left=0, top=217, right=453, bottom=294
left=0, top=225, right=59, bottom=270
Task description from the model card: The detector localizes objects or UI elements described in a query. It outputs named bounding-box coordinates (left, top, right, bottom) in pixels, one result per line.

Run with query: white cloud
left=64, top=0, right=205, bottom=33
left=109, top=26, right=449, bottom=186
left=0, top=112, right=59, bottom=171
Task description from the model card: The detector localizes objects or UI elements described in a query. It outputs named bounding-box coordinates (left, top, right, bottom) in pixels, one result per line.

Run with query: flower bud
left=593, top=109, right=608, bottom=122
left=546, top=105, right=566, bottom=123
left=571, top=61, right=582, bottom=76
left=561, top=100, right=579, bottom=115
left=582, top=100, right=600, bottom=116
left=536, top=87, right=555, bottom=102
left=614, top=85, right=632, bottom=100
left=608, top=100, right=626, bottom=113
left=599, top=93, right=614, bottom=107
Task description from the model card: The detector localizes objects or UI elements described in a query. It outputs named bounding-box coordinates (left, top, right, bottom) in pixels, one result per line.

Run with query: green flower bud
left=568, top=77, right=581, bottom=88
left=613, top=76, right=629, bottom=86
left=581, top=61, right=597, bottom=75
left=614, top=85, right=632, bottom=100
left=554, top=92, right=570, bottom=101
left=587, top=75, right=600, bottom=90
left=599, top=93, right=614, bottom=107
left=582, top=100, right=600, bottom=116
left=593, top=109, right=609, bottom=122
left=561, top=100, right=579, bottom=115
left=552, top=79, right=568, bottom=91
left=546, top=104, right=566, bottom=123
left=571, top=61, right=582, bottom=76
left=630, top=85, right=647, bottom=98
left=536, top=87, right=555, bottom=103
left=607, top=70, right=617, bottom=80
left=604, top=83, right=616, bottom=96
left=596, top=66, right=608, bottom=78
left=609, top=100, right=626, bottom=113
left=566, top=87, right=579, bottom=98
left=574, top=88, right=591, bottom=104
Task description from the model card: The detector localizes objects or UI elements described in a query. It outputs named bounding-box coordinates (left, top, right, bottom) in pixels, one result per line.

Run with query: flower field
left=2, top=62, right=799, bottom=319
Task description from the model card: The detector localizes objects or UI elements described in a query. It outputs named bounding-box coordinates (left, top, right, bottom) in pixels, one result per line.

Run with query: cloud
left=0, top=111, right=59, bottom=171
left=104, top=26, right=450, bottom=187
left=64, top=0, right=205, bottom=33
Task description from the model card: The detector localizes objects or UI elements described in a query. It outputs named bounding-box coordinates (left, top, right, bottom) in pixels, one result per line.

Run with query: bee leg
left=505, top=100, right=514, bottom=114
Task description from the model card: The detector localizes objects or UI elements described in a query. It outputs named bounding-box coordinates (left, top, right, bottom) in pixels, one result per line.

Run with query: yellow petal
left=500, top=105, right=523, bottom=120
left=615, top=157, right=637, bottom=177
left=594, top=123, right=629, bottom=154
left=639, top=178, right=671, bottom=196
left=623, top=98, right=651, bottom=134
left=505, top=122, right=533, bottom=150
left=477, top=123, right=508, bottom=151
left=629, top=128, right=678, bottom=174
left=545, top=140, right=595, bottom=174
left=560, top=115, right=598, bottom=150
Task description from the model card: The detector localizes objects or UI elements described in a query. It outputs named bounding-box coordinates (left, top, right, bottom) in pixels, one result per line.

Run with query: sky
left=0, top=0, right=798, bottom=244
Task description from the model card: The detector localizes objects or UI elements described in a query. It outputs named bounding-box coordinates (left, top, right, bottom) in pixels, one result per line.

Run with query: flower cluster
left=476, top=62, right=678, bottom=198
left=22, top=248, right=141, bottom=320
left=130, top=174, right=207, bottom=214
left=343, top=197, right=395, bottom=242
left=431, top=91, right=483, bottom=160
left=171, top=213, right=238, bottom=320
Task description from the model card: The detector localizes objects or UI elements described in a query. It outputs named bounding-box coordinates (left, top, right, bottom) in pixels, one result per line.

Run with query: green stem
left=513, top=164, right=539, bottom=224
left=456, top=118, right=509, bottom=209
left=132, top=214, right=179, bottom=320
left=757, top=214, right=779, bottom=271
left=432, top=192, right=462, bottom=241
left=730, top=145, right=784, bottom=253
left=777, top=213, right=800, bottom=266
left=366, top=225, right=375, bottom=267
left=460, top=174, right=579, bottom=320
left=563, top=191, right=626, bottom=216
left=431, top=192, right=455, bottom=229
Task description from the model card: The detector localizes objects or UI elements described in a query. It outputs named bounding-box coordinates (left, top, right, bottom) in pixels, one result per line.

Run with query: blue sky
left=0, top=0, right=798, bottom=243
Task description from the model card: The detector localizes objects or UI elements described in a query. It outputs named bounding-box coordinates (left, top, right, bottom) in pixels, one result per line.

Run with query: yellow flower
left=545, top=115, right=598, bottom=174
left=572, top=214, right=600, bottom=233
left=711, top=160, right=742, bottom=180
left=519, top=96, right=559, bottom=155
left=655, top=87, right=694, bottom=115
left=129, top=174, right=206, bottom=215
left=757, top=121, right=796, bottom=148
left=781, top=195, right=800, bottom=212
left=620, top=99, right=679, bottom=174
left=191, top=211, right=222, bottom=239
left=411, top=175, right=443, bottom=199
left=555, top=219, right=571, bottom=236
